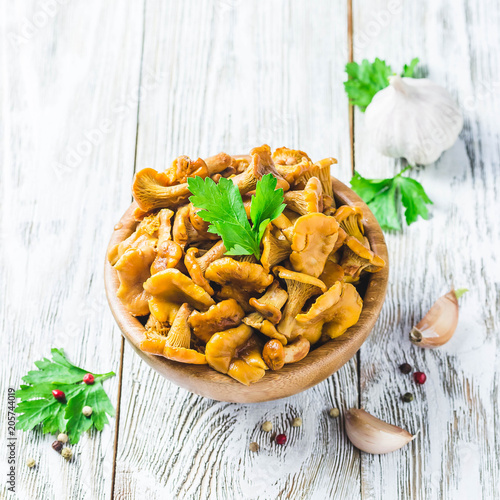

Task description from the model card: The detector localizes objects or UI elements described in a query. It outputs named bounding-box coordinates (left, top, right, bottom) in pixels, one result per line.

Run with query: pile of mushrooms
left=108, top=145, right=385, bottom=385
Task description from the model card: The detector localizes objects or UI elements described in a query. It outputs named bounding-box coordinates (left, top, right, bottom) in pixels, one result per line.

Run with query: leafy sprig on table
left=351, top=167, right=432, bottom=231
left=188, top=173, right=285, bottom=259
left=15, top=348, right=115, bottom=444
left=344, top=57, right=419, bottom=111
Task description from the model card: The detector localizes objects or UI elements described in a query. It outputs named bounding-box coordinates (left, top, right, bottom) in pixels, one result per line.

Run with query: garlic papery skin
left=345, top=408, right=415, bottom=454
left=365, top=75, right=463, bottom=165
left=410, top=289, right=466, bottom=348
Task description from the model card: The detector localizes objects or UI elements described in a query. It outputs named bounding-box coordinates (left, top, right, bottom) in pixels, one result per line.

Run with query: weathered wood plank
left=114, top=0, right=358, bottom=498
left=0, top=1, right=144, bottom=498
left=353, top=1, right=500, bottom=498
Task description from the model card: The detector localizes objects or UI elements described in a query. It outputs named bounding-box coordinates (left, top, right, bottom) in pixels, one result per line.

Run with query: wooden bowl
left=105, top=177, right=388, bottom=403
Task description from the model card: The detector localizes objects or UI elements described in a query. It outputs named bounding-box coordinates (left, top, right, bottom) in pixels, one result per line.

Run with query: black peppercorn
left=399, top=363, right=412, bottom=374
left=402, top=392, right=414, bottom=403
left=52, top=440, right=63, bottom=452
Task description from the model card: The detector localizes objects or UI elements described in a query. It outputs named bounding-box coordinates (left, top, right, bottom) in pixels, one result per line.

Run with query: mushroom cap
left=114, top=246, right=156, bottom=316
left=260, top=226, right=292, bottom=273
left=184, top=247, right=214, bottom=295
left=189, top=299, right=245, bottom=343
left=242, top=313, right=288, bottom=345
left=248, top=280, right=288, bottom=323
left=284, top=176, right=323, bottom=215
left=334, top=205, right=365, bottom=243
left=272, top=147, right=312, bottom=184
left=205, top=257, right=273, bottom=293
left=163, top=156, right=209, bottom=185
left=151, top=209, right=183, bottom=274
left=273, top=266, right=328, bottom=293
left=319, top=259, right=345, bottom=289
left=205, top=324, right=253, bottom=374
left=262, top=339, right=285, bottom=370
left=173, top=205, right=205, bottom=249
left=216, top=285, right=257, bottom=313
left=140, top=330, right=167, bottom=355
left=132, top=168, right=191, bottom=211
left=227, top=358, right=266, bottom=386
left=144, top=269, right=215, bottom=317
left=340, top=236, right=385, bottom=278
left=205, top=152, right=233, bottom=175
left=290, top=213, right=339, bottom=278
left=236, top=335, right=268, bottom=370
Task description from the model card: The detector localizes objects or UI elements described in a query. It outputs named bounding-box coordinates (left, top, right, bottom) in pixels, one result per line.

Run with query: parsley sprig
left=188, top=174, right=285, bottom=259
left=15, top=348, right=115, bottom=444
left=350, top=167, right=432, bottom=231
left=344, top=57, right=419, bottom=111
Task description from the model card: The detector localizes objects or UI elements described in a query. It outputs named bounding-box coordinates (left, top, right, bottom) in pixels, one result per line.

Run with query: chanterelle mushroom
left=274, top=266, right=327, bottom=341
left=205, top=152, right=233, bottom=176
left=298, top=157, right=337, bottom=208
left=151, top=209, right=183, bottom=275
left=162, top=156, right=209, bottom=185
left=216, top=286, right=257, bottom=313
left=144, top=268, right=215, bottom=323
left=205, top=257, right=273, bottom=293
left=334, top=206, right=366, bottom=244
left=290, top=213, right=339, bottom=278
left=296, top=282, right=363, bottom=341
left=189, top=299, right=245, bottom=343
left=272, top=147, right=312, bottom=184
left=232, top=145, right=289, bottom=194
left=228, top=335, right=267, bottom=385
left=283, top=177, right=323, bottom=215
left=114, top=246, right=156, bottom=316
left=132, top=168, right=191, bottom=211
left=260, top=226, right=292, bottom=273
left=262, top=336, right=310, bottom=370
left=340, top=236, right=385, bottom=279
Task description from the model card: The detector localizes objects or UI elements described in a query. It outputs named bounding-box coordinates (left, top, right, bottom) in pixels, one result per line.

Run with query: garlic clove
left=410, top=289, right=467, bottom=348
left=345, top=408, right=415, bottom=454
left=365, top=75, right=463, bottom=165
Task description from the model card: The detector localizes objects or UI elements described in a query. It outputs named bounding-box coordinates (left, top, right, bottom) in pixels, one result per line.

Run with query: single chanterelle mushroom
left=162, top=156, right=209, bottom=185
left=151, top=209, right=183, bottom=275
left=162, top=304, right=207, bottom=364
left=274, top=266, right=327, bottom=341
left=296, top=282, right=363, bottom=341
left=216, top=286, right=256, bottom=313
left=243, top=281, right=289, bottom=345
left=262, top=337, right=310, bottom=370
left=299, top=158, right=337, bottom=208
left=340, top=235, right=385, bottom=279
left=143, top=268, right=215, bottom=323
left=108, top=213, right=160, bottom=266
left=205, top=257, right=273, bottom=293
left=319, top=259, right=345, bottom=289
left=232, top=145, right=290, bottom=194
left=189, top=299, right=245, bottom=343
left=260, top=226, right=292, bottom=273
left=272, top=147, right=312, bottom=184
left=334, top=206, right=366, bottom=244
left=227, top=335, right=267, bottom=385
left=132, top=168, right=192, bottom=211
left=204, top=152, right=233, bottom=176
left=284, top=177, right=323, bottom=215
left=188, top=204, right=220, bottom=240
left=290, top=213, right=339, bottom=278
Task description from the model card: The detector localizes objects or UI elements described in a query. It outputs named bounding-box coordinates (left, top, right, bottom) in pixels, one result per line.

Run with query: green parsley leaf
left=350, top=167, right=432, bottom=231
left=188, top=174, right=285, bottom=259
left=15, top=348, right=115, bottom=443
left=344, top=57, right=419, bottom=111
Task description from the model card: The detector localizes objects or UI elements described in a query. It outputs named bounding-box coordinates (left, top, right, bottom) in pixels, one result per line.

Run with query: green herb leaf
left=188, top=174, right=285, bottom=259
left=15, top=349, right=115, bottom=442
left=454, top=288, right=468, bottom=299
left=350, top=168, right=432, bottom=231
left=344, top=57, right=419, bottom=111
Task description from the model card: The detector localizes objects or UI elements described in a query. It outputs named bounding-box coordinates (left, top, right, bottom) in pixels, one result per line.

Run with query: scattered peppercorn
left=402, top=392, right=414, bottom=403
left=52, top=440, right=63, bottom=452
left=414, top=372, right=427, bottom=385
left=52, top=389, right=65, bottom=401
left=261, top=421, right=272, bottom=432
left=292, top=417, right=302, bottom=427
left=276, top=434, right=287, bottom=445
left=57, top=433, right=68, bottom=443
left=83, top=373, right=95, bottom=385
left=61, top=447, right=73, bottom=460
left=26, top=458, right=36, bottom=468
left=329, top=408, right=340, bottom=418
left=82, top=406, right=93, bottom=417
left=249, top=442, right=259, bottom=452
left=399, top=363, right=412, bottom=374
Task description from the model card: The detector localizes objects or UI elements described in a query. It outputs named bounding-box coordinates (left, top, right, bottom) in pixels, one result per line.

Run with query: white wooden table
left=2, top=1, right=499, bottom=498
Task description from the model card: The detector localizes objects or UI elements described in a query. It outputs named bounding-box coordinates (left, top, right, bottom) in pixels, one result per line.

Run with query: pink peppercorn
left=414, top=372, right=427, bottom=384
left=83, top=373, right=95, bottom=385
left=52, top=389, right=65, bottom=400
left=276, top=434, right=287, bottom=445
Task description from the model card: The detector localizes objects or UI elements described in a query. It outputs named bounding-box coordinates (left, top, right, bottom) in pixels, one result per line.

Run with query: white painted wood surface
left=1, top=0, right=499, bottom=499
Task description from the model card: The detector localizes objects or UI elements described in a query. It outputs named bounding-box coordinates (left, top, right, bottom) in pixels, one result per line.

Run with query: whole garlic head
left=365, top=75, right=463, bottom=165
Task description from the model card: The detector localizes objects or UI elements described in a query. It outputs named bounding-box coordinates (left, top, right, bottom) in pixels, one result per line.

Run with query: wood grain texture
left=0, top=1, right=144, bottom=499
left=113, top=0, right=361, bottom=497
left=353, top=0, right=500, bottom=498
left=104, top=179, right=388, bottom=403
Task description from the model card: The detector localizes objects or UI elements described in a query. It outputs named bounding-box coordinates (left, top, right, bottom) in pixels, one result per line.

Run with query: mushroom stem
left=164, top=303, right=193, bottom=349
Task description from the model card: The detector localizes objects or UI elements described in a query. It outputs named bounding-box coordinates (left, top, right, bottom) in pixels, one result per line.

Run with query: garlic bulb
left=410, top=288, right=467, bottom=348
left=345, top=408, right=415, bottom=454
left=365, top=75, right=463, bottom=165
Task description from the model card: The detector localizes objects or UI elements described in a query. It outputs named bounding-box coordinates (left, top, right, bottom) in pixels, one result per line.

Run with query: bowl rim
left=104, top=175, right=389, bottom=403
